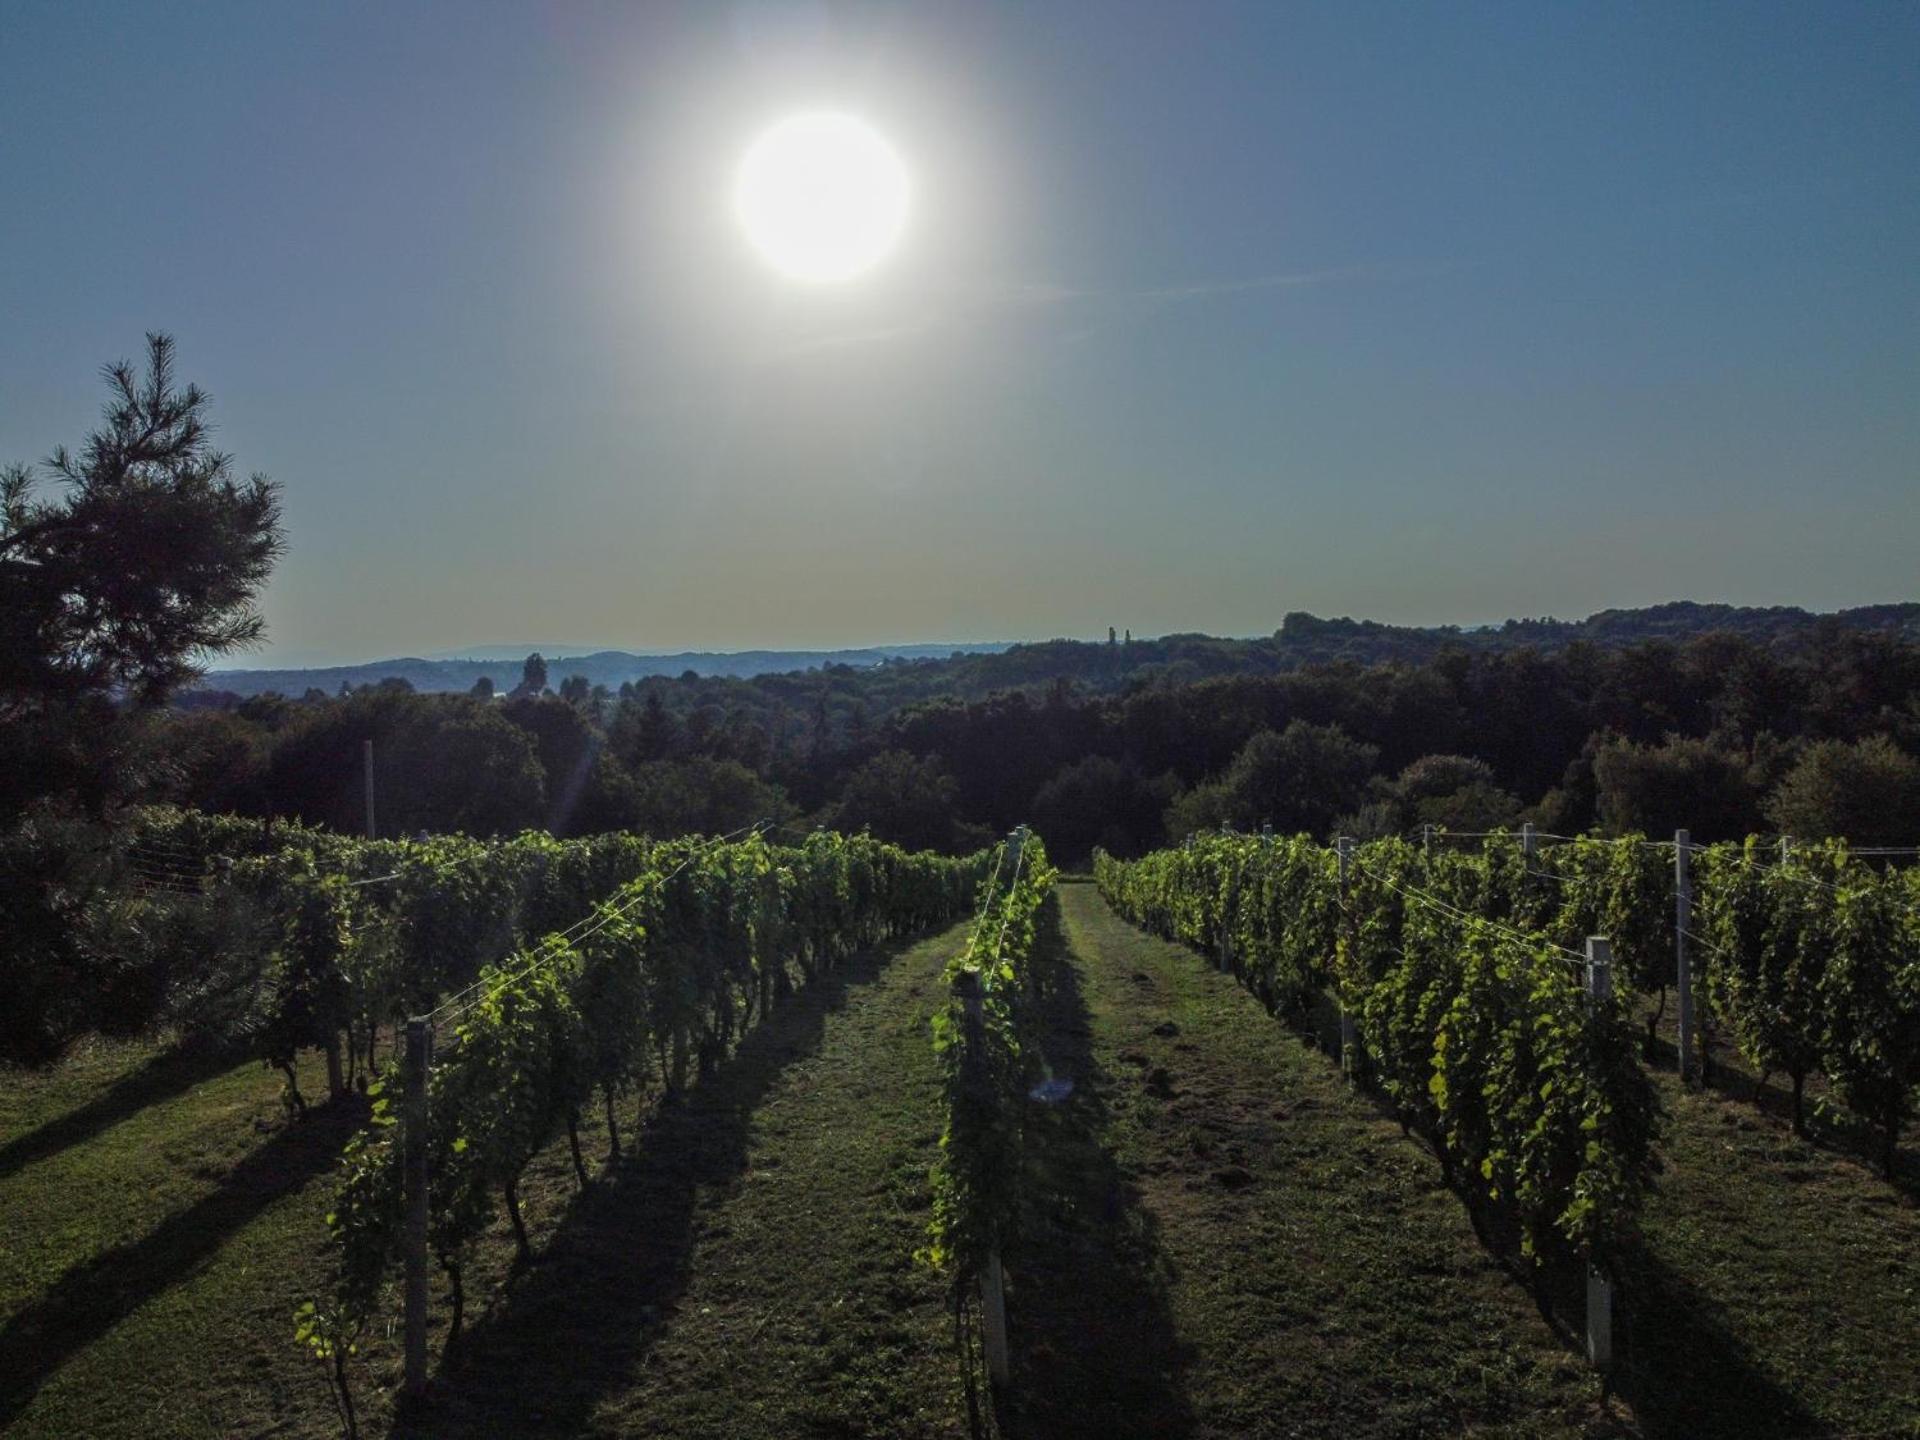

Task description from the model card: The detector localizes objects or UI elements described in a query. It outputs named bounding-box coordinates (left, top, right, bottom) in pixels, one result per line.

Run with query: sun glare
left=734, top=112, right=909, bottom=284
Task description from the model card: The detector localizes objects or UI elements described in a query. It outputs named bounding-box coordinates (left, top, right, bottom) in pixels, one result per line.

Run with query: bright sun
left=734, top=112, right=909, bottom=284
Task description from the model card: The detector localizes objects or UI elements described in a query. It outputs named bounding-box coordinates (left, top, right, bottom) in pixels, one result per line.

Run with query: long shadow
left=395, top=934, right=923, bottom=1439
left=998, top=900, right=1196, bottom=1440
left=1103, top=898, right=1832, bottom=1438
left=1689, top=1043, right=1919, bottom=1195
left=0, top=1040, right=239, bottom=1181
left=1610, top=1240, right=1826, bottom=1439
left=0, top=1097, right=363, bottom=1426
left=1621, top=1004, right=1920, bottom=1194
left=1272, top=1007, right=1827, bottom=1435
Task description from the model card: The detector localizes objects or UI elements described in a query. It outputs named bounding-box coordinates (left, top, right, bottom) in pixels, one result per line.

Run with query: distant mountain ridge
left=198, top=642, right=1015, bottom=698
left=187, top=602, right=1920, bottom=701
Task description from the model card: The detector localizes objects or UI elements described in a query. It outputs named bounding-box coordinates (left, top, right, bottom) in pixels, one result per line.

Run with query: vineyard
left=3, top=814, right=1918, bottom=1438
left=1095, top=826, right=1920, bottom=1382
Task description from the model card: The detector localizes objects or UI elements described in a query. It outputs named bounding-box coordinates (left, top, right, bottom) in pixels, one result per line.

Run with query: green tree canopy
left=1764, top=736, right=1920, bottom=846
left=0, top=334, right=283, bottom=816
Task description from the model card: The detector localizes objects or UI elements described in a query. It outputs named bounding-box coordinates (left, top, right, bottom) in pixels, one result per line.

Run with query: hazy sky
left=3, top=2, right=1916, bottom=667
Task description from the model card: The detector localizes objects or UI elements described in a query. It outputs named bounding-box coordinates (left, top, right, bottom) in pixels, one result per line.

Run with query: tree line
left=154, top=625, right=1920, bottom=861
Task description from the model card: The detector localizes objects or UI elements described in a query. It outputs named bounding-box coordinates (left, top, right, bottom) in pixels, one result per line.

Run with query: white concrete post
left=955, top=969, right=1010, bottom=1387
left=1583, top=937, right=1614, bottom=1373
left=1337, top=837, right=1356, bottom=1075
left=363, top=738, right=377, bottom=840
left=1522, top=822, right=1536, bottom=860
left=980, top=1249, right=1010, bottom=1388
left=403, top=1017, right=432, bottom=1399
left=1674, top=830, right=1694, bottom=1085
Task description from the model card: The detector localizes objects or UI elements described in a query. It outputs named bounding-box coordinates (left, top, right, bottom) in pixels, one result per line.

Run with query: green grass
left=397, top=919, right=973, bottom=1439
left=1010, top=882, right=1601, bottom=1439
left=1060, top=879, right=1920, bottom=1439
left=4, top=890, right=1916, bottom=1439
left=2, top=920, right=978, bottom=1439
left=0, top=1038, right=349, bottom=1437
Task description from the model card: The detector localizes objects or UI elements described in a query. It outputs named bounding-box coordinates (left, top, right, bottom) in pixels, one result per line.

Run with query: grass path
left=1031, top=881, right=1920, bottom=1440
left=7, top=890, right=1915, bottom=1439
left=408, top=919, right=976, bottom=1440
left=1004, top=881, right=1603, bottom=1440
left=0, top=1041, right=346, bottom=1438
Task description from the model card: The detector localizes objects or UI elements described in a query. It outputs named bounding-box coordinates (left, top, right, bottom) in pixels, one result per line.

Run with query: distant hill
left=762, top=601, right=1920, bottom=716
left=184, top=602, right=1920, bottom=705
left=196, top=642, right=1015, bottom=698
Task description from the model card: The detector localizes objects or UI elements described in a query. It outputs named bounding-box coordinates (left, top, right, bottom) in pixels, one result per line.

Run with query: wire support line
left=425, top=821, right=769, bottom=1026
left=1356, top=863, right=1591, bottom=967
left=126, top=838, right=201, bottom=859
left=1679, top=927, right=1733, bottom=960
left=126, top=858, right=204, bottom=882
left=446, top=817, right=771, bottom=1017
left=987, top=842, right=1031, bottom=965
left=973, top=843, right=1010, bottom=930
left=1714, top=845, right=1920, bottom=905
left=132, top=877, right=204, bottom=896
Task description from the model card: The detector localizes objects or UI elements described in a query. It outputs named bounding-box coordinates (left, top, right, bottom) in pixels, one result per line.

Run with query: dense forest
left=158, top=623, right=1920, bottom=860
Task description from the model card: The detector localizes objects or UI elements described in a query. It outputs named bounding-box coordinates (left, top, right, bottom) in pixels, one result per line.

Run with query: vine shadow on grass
left=1677, top=1031, right=1919, bottom=1197
left=0, top=1039, right=238, bottom=1181
left=0, top=1094, right=363, bottom=1427
left=1608, top=1240, right=1826, bottom=1440
left=997, top=899, right=1195, bottom=1440
left=1200, top=948, right=1824, bottom=1439
left=1314, top=1051, right=1822, bottom=1439
left=393, top=938, right=909, bottom=1440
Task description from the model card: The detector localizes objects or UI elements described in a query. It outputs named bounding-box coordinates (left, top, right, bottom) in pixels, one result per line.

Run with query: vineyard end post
left=953, top=969, right=1009, bottom=1388
left=1522, top=822, right=1536, bottom=859
left=1336, top=836, right=1356, bottom=1075
left=980, top=1247, right=1010, bottom=1390
left=1421, top=823, right=1433, bottom=856
left=403, top=1017, right=431, bottom=1402
left=1674, top=830, right=1694, bottom=1086
left=1583, top=938, right=1615, bottom=1373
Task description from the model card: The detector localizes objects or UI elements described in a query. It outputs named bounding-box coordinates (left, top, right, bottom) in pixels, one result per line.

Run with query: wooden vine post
left=402, top=1016, right=432, bottom=1403
left=1674, top=830, right=1695, bottom=1085
left=1583, top=937, right=1614, bottom=1373
left=1336, top=836, right=1356, bottom=1076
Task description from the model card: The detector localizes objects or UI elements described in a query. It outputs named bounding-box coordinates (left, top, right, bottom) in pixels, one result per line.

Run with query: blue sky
left=3, top=1, right=1915, bottom=666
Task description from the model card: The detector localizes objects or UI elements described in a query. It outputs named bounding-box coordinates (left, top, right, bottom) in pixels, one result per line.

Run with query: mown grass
left=398, top=918, right=973, bottom=1439
left=5, top=889, right=1915, bottom=1440
left=0, top=1037, right=348, bottom=1438
left=1015, top=881, right=1602, bottom=1439
left=1068, top=879, right=1920, bottom=1439
left=1, top=919, right=976, bottom=1440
